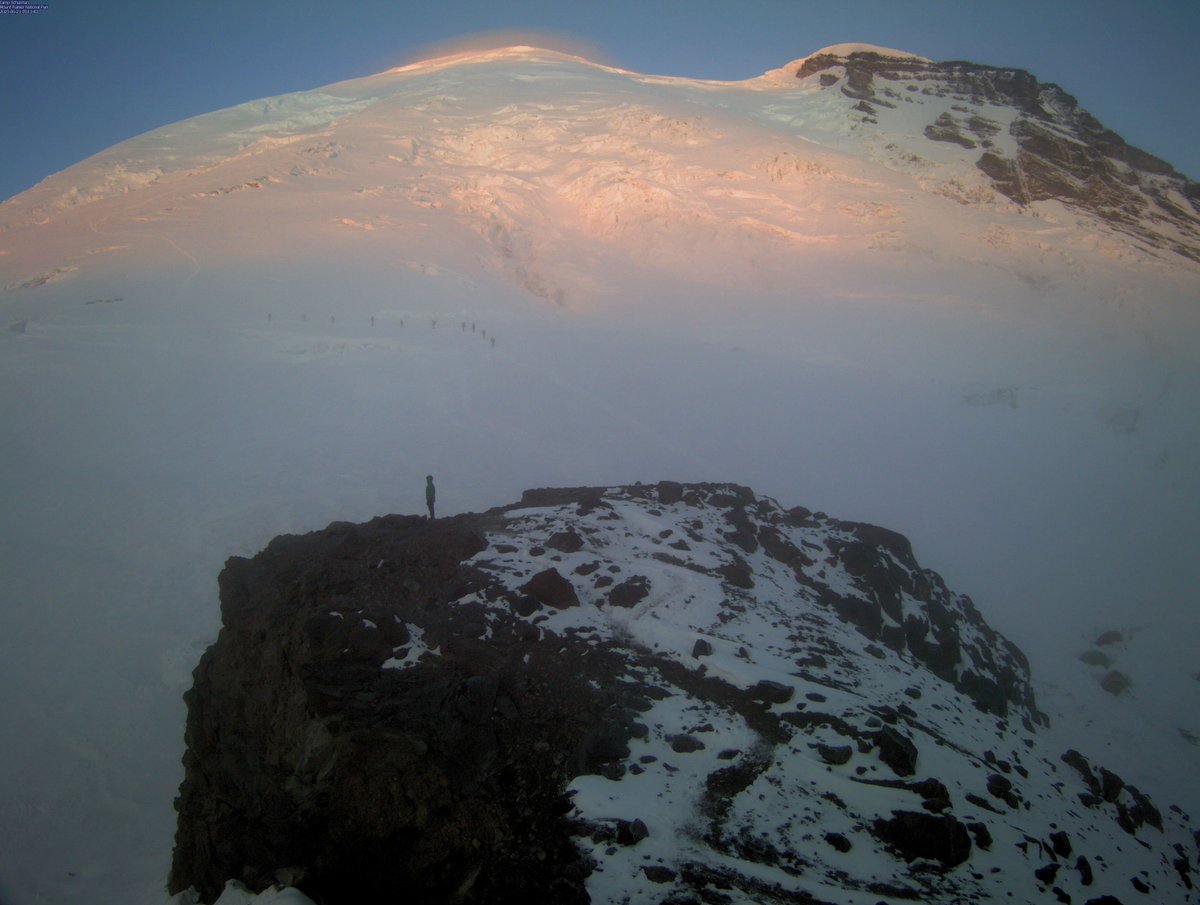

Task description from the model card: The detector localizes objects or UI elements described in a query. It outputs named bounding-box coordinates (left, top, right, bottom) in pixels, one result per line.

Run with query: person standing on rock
left=425, top=475, right=436, bottom=519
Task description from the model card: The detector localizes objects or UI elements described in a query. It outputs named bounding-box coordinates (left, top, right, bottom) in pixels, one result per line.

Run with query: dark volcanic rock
left=816, top=743, right=853, bottom=766
left=546, top=528, right=585, bottom=554
left=1035, top=862, right=1060, bottom=885
left=925, top=112, right=977, bottom=149
left=523, top=567, right=580, bottom=608
left=608, top=575, right=650, bottom=608
left=1099, top=767, right=1125, bottom=804
left=1049, top=830, right=1072, bottom=859
left=874, top=725, right=919, bottom=777
left=642, top=865, right=677, bottom=883
left=616, top=818, right=649, bottom=846
left=669, top=733, right=706, bottom=754
left=871, top=811, right=972, bottom=867
left=168, top=513, right=612, bottom=903
left=825, top=832, right=852, bottom=852
left=748, top=679, right=794, bottom=705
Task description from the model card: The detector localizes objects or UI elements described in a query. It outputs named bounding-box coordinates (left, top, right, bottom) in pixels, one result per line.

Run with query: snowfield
left=0, top=44, right=1197, bottom=904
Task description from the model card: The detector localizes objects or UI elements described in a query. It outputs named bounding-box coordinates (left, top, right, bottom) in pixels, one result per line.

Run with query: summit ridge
left=3, top=40, right=1197, bottom=267
left=384, top=43, right=615, bottom=75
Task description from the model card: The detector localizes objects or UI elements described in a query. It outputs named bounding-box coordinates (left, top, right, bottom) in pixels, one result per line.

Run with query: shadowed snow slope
left=0, top=45, right=1197, bottom=904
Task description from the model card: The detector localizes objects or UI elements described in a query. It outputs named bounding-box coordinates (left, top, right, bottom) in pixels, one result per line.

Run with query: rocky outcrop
left=170, top=483, right=1198, bottom=904
left=169, top=513, right=605, bottom=903
left=797, top=49, right=1200, bottom=261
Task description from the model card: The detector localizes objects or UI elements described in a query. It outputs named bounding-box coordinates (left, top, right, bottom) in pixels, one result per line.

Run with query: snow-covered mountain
left=0, top=44, right=1197, bottom=904
left=170, top=483, right=1195, bottom=905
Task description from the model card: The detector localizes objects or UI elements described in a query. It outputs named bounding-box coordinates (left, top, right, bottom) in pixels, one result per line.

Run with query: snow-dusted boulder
left=169, top=482, right=1197, bottom=904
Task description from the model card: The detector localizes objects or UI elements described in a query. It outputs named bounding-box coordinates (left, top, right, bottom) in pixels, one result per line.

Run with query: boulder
left=522, top=568, right=579, bottom=609
left=871, top=811, right=972, bottom=867
left=874, top=725, right=919, bottom=777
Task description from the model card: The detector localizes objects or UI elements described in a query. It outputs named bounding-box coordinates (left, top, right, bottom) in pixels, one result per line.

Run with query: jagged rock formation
left=794, top=48, right=1200, bottom=261
left=170, top=483, right=1198, bottom=904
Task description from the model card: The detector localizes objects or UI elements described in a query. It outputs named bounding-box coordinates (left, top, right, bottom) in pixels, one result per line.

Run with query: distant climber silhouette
left=425, top=475, right=436, bottom=520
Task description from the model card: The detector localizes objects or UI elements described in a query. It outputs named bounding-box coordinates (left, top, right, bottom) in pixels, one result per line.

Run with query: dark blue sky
left=2, top=0, right=1197, bottom=202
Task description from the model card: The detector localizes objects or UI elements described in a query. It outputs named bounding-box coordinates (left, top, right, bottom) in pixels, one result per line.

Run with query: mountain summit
left=4, top=42, right=1198, bottom=286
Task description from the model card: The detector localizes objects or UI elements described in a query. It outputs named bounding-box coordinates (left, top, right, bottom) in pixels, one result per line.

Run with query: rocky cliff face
left=170, top=483, right=1198, bottom=904
left=796, top=49, right=1200, bottom=261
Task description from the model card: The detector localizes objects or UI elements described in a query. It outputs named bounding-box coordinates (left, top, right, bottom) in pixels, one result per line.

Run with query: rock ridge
left=795, top=49, right=1200, bottom=261
left=169, top=482, right=1198, bottom=904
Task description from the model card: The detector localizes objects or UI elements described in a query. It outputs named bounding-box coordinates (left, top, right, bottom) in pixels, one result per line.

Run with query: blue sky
left=1, top=0, right=1197, bottom=202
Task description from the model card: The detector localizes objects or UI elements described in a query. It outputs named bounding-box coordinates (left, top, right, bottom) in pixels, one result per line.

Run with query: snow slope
left=0, top=45, right=1197, bottom=904
left=474, top=484, right=1192, bottom=904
